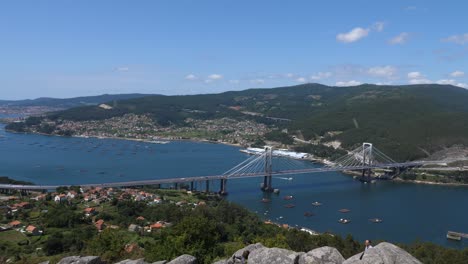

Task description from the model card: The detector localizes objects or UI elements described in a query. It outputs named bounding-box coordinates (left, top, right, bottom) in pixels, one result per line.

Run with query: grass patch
left=0, top=230, right=27, bottom=243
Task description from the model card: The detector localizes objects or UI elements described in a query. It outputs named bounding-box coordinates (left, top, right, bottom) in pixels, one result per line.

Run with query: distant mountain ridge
left=8, top=83, right=468, bottom=161
left=0, top=93, right=153, bottom=108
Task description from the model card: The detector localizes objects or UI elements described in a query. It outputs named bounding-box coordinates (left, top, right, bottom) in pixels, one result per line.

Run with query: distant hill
left=0, top=93, right=152, bottom=108
left=10, top=84, right=468, bottom=161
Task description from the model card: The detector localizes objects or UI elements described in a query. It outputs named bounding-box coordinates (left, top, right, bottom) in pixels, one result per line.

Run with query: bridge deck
left=0, top=161, right=436, bottom=190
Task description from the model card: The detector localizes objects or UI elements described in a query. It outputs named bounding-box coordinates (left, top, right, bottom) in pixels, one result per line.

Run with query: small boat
left=369, top=218, right=383, bottom=223
left=338, top=218, right=351, bottom=224
left=338, top=209, right=351, bottom=213
left=284, top=195, right=293, bottom=200
left=261, top=198, right=271, bottom=203
left=149, top=140, right=170, bottom=144
left=284, top=204, right=295, bottom=208
left=304, top=212, right=314, bottom=217
left=312, top=202, right=322, bottom=206
left=447, top=232, right=462, bottom=241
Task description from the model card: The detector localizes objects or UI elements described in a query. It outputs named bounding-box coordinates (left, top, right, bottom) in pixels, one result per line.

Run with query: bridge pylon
left=261, top=146, right=274, bottom=192
left=361, top=142, right=373, bottom=182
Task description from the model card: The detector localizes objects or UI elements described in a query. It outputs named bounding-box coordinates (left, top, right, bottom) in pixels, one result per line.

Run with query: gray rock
left=343, top=242, right=422, bottom=264
left=212, top=260, right=227, bottom=264
left=248, top=247, right=302, bottom=264
left=151, top=261, right=168, bottom=264
left=114, top=259, right=148, bottom=264
left=58, top=256, right=103, bottom=264
left=227, top=243, right=265, bottom=264
left=38, top=262, right=50, bottom=264
left=167, top=254, right=197, bottom=264
left=299, top=246, right=345, bottom=264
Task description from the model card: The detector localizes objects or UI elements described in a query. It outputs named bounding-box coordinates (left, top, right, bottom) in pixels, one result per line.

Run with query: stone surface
left=299, top=246, right=345, bottom=264
left=151, top=261, right=168, bottom=264
left=167, top=254, right=197, bottom=264
left=343, top=242, right=422, bottom=264
left=247, top=247, right=302, bottom=264
left=227, top=243, right=265, bottom=264
left=114, top=259, right=149, bottom=264
left=58, top=256, right=103, bottom=264
left=212, top=260, right=227, bottom=264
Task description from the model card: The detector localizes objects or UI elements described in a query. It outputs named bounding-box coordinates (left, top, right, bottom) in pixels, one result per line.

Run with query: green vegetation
left=0, top=176, right=33, bottom=185
left=8, top=83, right=468, bottom=161
left=1, top=189, right=467, bottom=263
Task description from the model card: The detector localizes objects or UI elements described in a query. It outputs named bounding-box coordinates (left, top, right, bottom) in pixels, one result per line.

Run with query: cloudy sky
left=1, top=0, right=467, bottom=99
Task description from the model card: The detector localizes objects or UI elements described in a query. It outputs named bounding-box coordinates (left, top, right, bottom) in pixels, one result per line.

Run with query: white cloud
left=115, top=66, right=129, bottom=72
left=295, top=77, right=307, bottom=83
left=407, top=71, right=423, bottom=79
left=229, top=79, right=240, bottom=84
left=409, top=78, right=431, bottom=84
left=250, top=79, right=265, bottom=85
left=372, top=22, right=385, bottom=32
left=407, top=71, right=431, bottom=84
left=389, top=32, right=410, bottom=45
left=450, top=71, right=465, bottom=77
left=285, top=73, right=295, bottom=78
left=335, top=80, right=362, bottom=87
left=367, top=66, right=397, bottom=78
left=436, top=79, right=468, bottom=88
left=336, top=27, right=369, bottom=43
left=442, top=33, right=468, bottom=45
left=185, top=74, right=197, bottom=80
left=310, top=72, right=332, bottom=80
left=208, top=74, right=223, bottom=80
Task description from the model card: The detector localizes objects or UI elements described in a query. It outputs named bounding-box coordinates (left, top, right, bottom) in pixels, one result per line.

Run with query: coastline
left=4, top=127, right=468, bottom=187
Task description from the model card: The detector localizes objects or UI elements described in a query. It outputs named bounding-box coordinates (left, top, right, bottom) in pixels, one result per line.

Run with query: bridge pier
left=190, top=181, right=194, bottom=191
left=261, top=147, right=274, bottom=192
left=219, top=178, right=228, bottom=195
left=205, top=180, right=210, bottom=193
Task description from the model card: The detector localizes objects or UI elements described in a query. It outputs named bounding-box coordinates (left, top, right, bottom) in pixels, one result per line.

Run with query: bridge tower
left=361, top=142, right=373, bottom=182
left=219, top=178, right=228, bottom=195
left=261, top=146, right=274, bottom=192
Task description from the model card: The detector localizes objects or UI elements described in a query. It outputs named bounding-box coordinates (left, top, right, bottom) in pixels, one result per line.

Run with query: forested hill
left=0, top=93, right=152, bottom=108
left=16, top=84, right=468, bottom=161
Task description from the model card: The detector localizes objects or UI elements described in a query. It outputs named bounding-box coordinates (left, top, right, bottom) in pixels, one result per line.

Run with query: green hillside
left=10, top=83, right=468, bottom=161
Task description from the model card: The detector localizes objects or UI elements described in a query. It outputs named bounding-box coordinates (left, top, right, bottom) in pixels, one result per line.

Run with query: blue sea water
left=0, top=121, right=467, bottom=249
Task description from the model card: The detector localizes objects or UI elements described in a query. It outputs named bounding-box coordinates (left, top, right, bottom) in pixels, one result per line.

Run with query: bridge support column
left=205, top=180, right=210, bottom=193
left=219, top=178, right=228, bottom=195
left=190, top=181, right=194, bottom=191
left=174, top=183, right=178, bottom=190
left=261, top=146, right=274, bottom=192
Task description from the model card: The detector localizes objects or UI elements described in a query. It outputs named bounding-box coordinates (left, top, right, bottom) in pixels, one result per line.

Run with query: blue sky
left=1, top=0, right=467, bottom=99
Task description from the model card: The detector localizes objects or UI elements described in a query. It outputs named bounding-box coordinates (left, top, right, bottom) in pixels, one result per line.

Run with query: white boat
left=149, top=140, right=170, bottom=144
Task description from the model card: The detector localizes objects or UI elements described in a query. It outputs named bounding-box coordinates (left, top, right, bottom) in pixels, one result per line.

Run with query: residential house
left=83, top=207, right=96, bottom=217
left=128, top=224, right=142, bottom=232
left=9, top=220, right=22, bottom=228
left=54, top=194, right=67, bottom=203
left=25, top=225, right=41, bottom=235
left=95, top=219, right=105, bottom=231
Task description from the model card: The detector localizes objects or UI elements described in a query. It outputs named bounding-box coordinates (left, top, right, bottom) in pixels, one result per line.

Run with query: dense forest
left=8, top=83, right=468, bottom=161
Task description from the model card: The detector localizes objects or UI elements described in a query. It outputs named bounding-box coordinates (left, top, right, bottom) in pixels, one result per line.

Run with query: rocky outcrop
left=343, top=242, right=422, bottom=264
left=166, top=254, right=197, bottom=264
left=57, top=256, right=103, bottom=264
left=248, top=247, right=303, bottom=264
left=298, top=246, right=345, bottom=264
left=53, top=242, right=421, bottom=264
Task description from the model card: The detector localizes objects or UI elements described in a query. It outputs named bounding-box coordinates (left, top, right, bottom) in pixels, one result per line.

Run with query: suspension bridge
left=0, top=142, right=448, bottom=193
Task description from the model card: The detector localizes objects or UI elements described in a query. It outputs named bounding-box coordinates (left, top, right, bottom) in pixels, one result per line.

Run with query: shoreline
left=3, top=127, right=468, bottom=188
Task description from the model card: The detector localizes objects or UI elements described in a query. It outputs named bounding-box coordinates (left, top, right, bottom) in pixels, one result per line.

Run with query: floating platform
left=261, top=198, right=271, bottom=203
left=284, top=204, right=295, bottom=208
left=369, top=218, right=383, bottom=223
left=338, top=209, right=351, bottom=213
left=283, top=195, right=293, bottom=200
left=312, top=202, right=322, bottom=206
